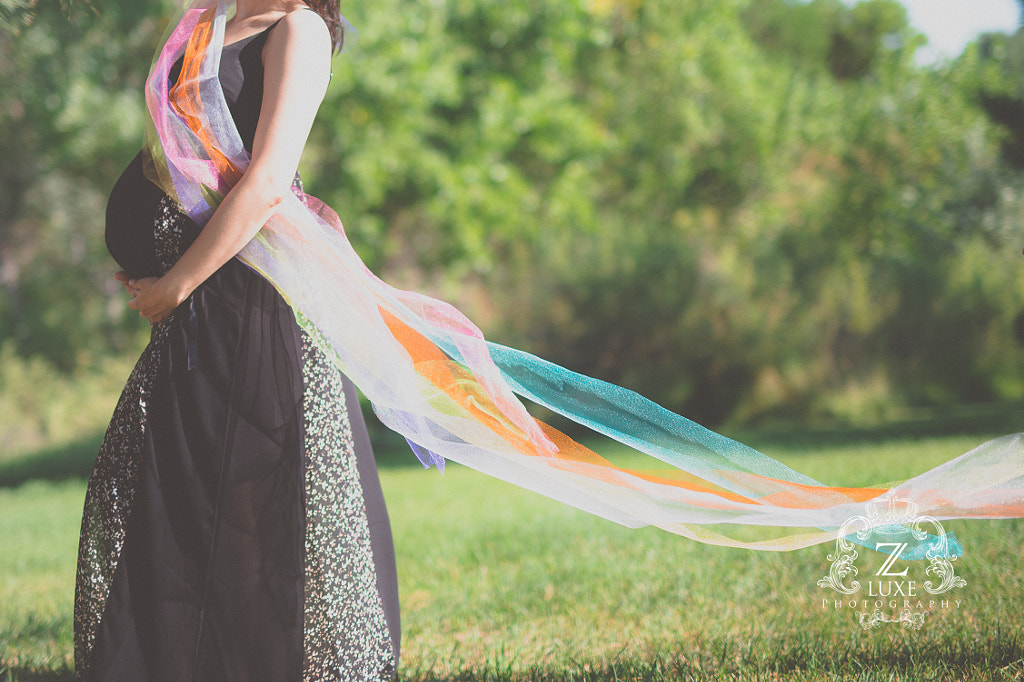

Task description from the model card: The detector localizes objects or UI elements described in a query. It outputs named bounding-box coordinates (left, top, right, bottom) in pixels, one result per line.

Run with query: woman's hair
left=302, top=0, right=345, bottom=52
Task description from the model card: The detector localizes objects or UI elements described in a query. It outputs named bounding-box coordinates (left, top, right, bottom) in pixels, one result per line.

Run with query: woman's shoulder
left=259, top=5, right=333, bottom=93
left=266, top=5, right=331, bottom=50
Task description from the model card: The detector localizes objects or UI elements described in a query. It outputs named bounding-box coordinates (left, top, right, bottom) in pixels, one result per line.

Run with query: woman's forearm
left=163, top=174, right=286, bottom=303
left=127, top=9, right=331, bottom=325
left=126, top=172, right=289, bottom=323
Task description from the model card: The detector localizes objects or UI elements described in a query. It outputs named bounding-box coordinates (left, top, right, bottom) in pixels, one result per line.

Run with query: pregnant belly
left=105, top=152, right=199, bottom=279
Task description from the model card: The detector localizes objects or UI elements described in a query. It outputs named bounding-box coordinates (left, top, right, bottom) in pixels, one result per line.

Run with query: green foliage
left=307, top=0, right=1024, bottom=424
left=744, top=0, right=921, bottom=80
left=0, top=0, right=169, bottom=370
left=3, top=0, right=1024, bottom=427
left=0, top=342, right=136, bottom=460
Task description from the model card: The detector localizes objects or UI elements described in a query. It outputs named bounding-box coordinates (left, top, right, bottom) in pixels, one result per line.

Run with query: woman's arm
left=128, top=9, right=333, bottom=324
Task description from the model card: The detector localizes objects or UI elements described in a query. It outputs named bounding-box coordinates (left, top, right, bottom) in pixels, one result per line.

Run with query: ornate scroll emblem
left=817, top=494, right=966, bottom=630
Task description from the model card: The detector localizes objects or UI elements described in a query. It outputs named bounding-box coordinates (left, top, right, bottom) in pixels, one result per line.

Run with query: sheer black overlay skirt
left=75, top=197, right=400, bottom=681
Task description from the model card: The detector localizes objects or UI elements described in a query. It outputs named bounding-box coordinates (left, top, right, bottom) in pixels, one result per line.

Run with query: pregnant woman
left=75, top=1, right=399, bottom=679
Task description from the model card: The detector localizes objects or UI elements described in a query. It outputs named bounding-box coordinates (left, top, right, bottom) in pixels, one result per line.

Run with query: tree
left=0, top=0, right=169, bottom=368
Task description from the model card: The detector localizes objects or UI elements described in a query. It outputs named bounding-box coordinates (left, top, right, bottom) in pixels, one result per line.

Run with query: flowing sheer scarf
left=143, top=0, right=1024, bottom=552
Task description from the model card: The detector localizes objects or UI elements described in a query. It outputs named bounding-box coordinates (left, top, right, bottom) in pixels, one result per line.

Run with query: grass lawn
left=1, top=428, right=1023, bottom=681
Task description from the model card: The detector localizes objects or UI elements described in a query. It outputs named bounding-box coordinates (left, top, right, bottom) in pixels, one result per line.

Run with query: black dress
left=74, top=24, right=400, bottom=681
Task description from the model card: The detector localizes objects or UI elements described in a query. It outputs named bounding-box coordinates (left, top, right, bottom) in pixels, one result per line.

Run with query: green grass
left=0, top=481, right=80, bottom=679
left=2, top=431, right=1023, bottom=681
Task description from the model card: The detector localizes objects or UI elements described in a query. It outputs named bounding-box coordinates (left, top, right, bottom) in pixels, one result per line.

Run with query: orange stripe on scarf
left=169, top=5, right=241, bottom=186
left=382, top=306, right=777, bottom=507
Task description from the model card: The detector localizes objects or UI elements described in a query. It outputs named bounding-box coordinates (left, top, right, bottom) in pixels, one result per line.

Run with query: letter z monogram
left=875, top=542, right=909, bottom=577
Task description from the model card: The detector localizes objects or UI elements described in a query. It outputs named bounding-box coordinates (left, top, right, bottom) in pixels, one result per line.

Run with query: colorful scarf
left=143, top=0, right=1024, bottom=552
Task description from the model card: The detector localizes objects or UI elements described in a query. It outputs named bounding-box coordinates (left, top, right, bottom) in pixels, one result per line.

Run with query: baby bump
left=105, top=152, right=200, bottom=279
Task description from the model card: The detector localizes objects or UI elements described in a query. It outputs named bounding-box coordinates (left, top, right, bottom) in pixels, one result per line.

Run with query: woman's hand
left=116, top=271, right=187, bottom=325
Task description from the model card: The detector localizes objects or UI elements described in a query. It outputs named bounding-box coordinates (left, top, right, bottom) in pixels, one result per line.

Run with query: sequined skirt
left=75, top=197, right=400, bottom=681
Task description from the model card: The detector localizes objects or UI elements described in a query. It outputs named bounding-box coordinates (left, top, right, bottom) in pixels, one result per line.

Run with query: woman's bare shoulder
left=268, top=5, right=331, bottom=48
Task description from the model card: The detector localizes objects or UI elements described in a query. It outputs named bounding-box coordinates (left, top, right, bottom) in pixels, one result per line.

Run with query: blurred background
left=2, top=0, right=1024, bottom=464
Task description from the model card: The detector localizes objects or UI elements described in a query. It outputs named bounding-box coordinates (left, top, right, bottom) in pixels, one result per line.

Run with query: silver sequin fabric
left=74, top=196, right=188, bottom=676
left=73, top=323, right=168, bottom=677
left=154, top=195, right=188, bottom=274
left=301, top=330, right=396, bottom=681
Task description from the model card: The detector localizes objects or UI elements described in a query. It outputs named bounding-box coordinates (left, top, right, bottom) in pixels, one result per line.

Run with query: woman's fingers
left=128, top=276, right=159, bottom=289
left=114, top=271, right=135, bottom=296
left=127, top=277, right=159, bottom=298
left=126, top=277, right=172, bottom=325
left=128, top=297, right=164, bottom=325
